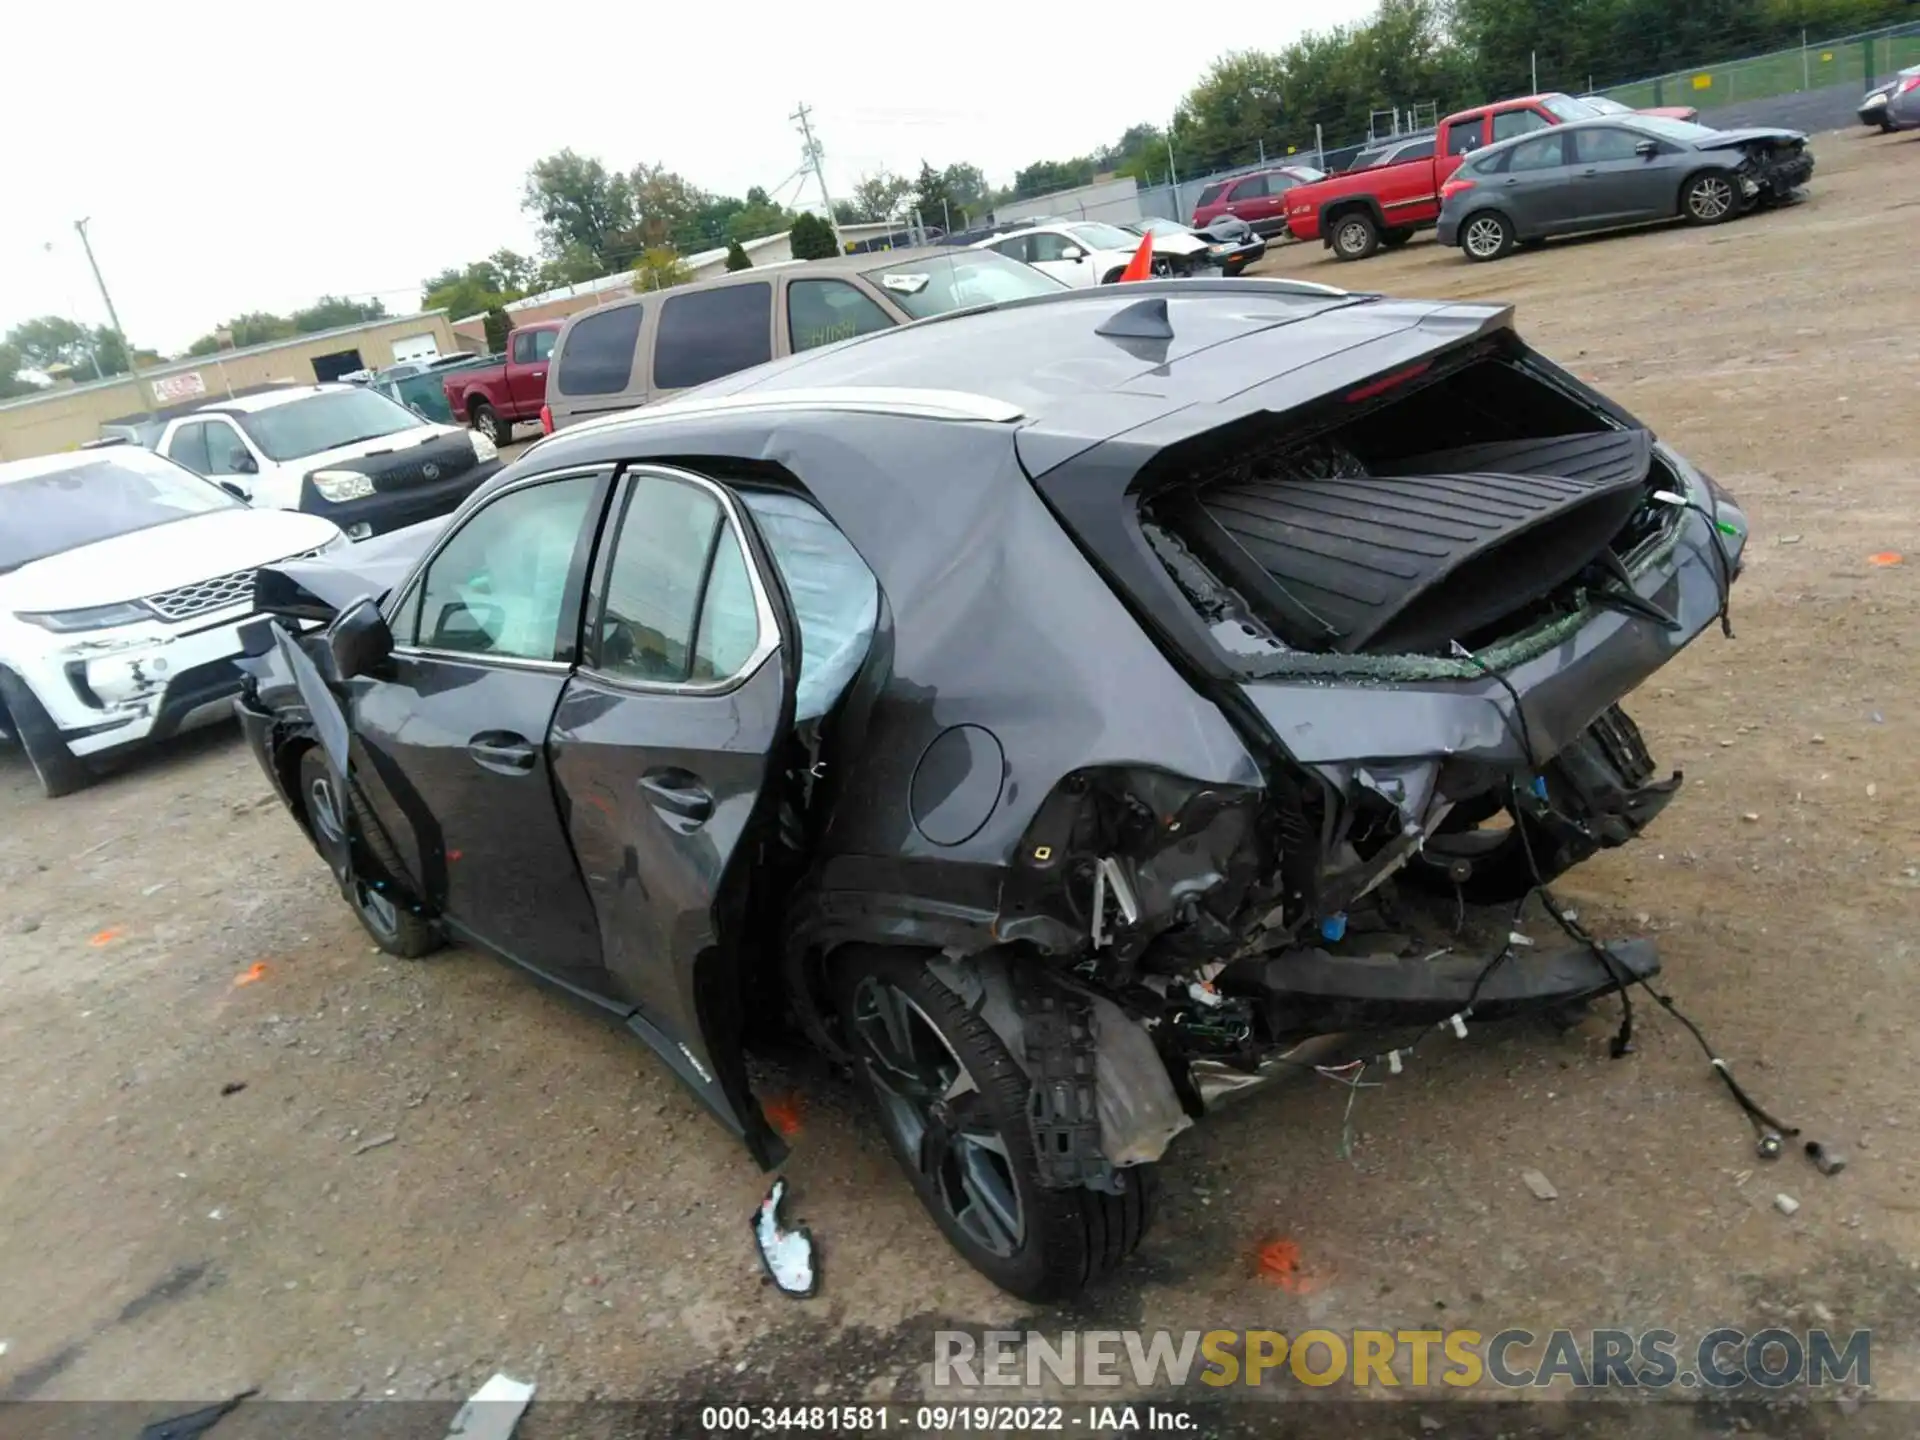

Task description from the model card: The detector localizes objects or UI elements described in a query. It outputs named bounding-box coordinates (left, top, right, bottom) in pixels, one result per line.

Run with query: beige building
left=0, top=311, right=460, bottom=461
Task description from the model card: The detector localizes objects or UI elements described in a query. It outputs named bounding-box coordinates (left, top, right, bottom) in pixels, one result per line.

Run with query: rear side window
left=556, top=306, right=644, bottom=396
left=652, top=283, right=773, bottom=391
left=1447, top=118, right=1485, bottom=155
left=787, top=280, right=895, bottom=353
left=1395, top=138, right=1436, bottom=162
left=1195, top=181, right=1228, bottom=207
left=1507, top=133, right=1569, bottom=172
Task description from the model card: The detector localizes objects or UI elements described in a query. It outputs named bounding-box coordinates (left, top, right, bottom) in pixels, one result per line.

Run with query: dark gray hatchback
left=235, top=278, right=1746, bottom=1300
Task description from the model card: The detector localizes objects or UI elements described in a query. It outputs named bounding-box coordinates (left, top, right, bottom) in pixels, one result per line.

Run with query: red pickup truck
left=441, top=320, right=561, bottom=445
left=1286, top=93, right=1600, bottom=260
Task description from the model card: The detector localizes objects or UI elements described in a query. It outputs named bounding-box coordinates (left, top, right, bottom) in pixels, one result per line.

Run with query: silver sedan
left=1435, top=116, right=1814, bottom=262
left=1887, top=66, right=1920, bottom=130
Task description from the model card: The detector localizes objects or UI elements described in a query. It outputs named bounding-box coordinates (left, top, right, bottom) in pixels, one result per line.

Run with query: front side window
left=1448, top=118, right=1486, bottom=154
left=1507, top=133, right=1569, bottom=172
left=1028, top=231, right=1080, bottom=262
left=410, top=475, right=598, bottom=661
left=652, top=283, right=773, bottom=392
left=1574, top=127, right=1647, bottom=163
left=512, top=328, right=557, bottom=363
left=203, top=420, right=255, bottom=477
left=556, top=305, right=644, bottom=396
left=787, top=279, right=895, bottom=353
left=1493, top=108, right=1554, bottom=142
left=594, top=473, right=760, bottom=685
left=166, top=421, right=213, bottom=475
left=232, top=389, right=421, bottom=462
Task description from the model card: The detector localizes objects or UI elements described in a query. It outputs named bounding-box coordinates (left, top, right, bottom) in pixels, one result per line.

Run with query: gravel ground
left=2, top=128, right=1917, bottom=1423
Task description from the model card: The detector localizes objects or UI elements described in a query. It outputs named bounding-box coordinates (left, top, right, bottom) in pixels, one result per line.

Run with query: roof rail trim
left=549, top=386, right=1024, bottom=443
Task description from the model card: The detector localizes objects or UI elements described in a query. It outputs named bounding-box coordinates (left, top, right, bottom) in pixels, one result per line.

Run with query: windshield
left=231, top=388, right=425, bottom=462
left=0, top=450, right=238, bottom=574
left=1543, top=95, right=1602, bottom=122
left=861, top=250, right=1066, bottom=320
left=1066, top=222, right=1143, bottom=251
left=1133, top=218, right=1196, bottom=235
left=1629, top=115, right=1724, bottom=142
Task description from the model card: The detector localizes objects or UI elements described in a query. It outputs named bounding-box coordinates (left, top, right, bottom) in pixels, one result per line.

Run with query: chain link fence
left=1598, top=19, right=1920, bottom=111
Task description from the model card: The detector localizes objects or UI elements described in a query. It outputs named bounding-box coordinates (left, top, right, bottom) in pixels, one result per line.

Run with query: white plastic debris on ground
left=753, top=1177, right=819, bottom=1298
left=445, top=1373, right=536, bottom=1440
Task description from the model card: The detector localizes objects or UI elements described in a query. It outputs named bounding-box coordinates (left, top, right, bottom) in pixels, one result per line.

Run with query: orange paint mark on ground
left=233, top=962, right=270, bottom=987
left=1256, top=1236, right=1328, bottom=1293
left=88, top=927, right=126, bottom=947
left=762, top=1094, right=805, bottom=1138
left=1868, top=552, right=1903, bottom=567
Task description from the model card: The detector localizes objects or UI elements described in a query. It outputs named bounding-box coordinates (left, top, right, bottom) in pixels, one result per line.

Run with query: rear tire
left=469, top=401, right=504, bottom=445
left=1681, top=171, right=1738, bottom=225
left=834, top=948, right=1156, bottom=1302
left=0, top=669, right=92, bottom=799
left=1459, top=210, right=1516, bottom=262
left=297, top=747, right=440, bottom=958
left=1330, top=212, right=1380, bottom=261
left=1381, top=227, right=1414, bottom=249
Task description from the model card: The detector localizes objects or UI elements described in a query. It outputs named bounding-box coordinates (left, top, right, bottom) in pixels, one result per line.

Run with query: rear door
left=1232, top=173, right=1286, bottom=230
left=547, top=302, right=647, bottom=430
left=548, top=463, right=798, bottom=1163
left=648, top=282, right=776, bottom=400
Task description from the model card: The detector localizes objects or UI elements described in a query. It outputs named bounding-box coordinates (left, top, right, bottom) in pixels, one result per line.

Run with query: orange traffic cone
left=1118, top=230, right=1156, bottom=283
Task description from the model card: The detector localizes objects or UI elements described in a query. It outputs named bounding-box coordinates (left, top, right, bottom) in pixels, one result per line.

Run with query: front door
left=548, top=464, right=797, bottom=1161
left=352, top=466, right=615, bottom=996
left=1570, top=126, right=1669, bottom=225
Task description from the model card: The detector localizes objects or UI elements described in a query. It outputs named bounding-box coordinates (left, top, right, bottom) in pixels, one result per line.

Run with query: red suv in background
left=1190, top=165, right=1327, bottom=236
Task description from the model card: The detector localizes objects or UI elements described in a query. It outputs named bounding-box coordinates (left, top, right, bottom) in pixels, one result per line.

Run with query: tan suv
left=543, top=246, right=1066, bottom=430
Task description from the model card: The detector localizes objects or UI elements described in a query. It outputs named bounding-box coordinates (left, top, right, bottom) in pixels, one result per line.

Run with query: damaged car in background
left=233, top=277, right=1746, bottom=1300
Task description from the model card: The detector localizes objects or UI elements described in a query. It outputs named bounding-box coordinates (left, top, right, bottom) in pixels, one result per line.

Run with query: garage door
left=389, top=333, right=441, bottom=364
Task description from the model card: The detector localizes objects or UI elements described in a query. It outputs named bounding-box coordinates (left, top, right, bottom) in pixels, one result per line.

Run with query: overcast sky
left=2, top=0, right=1374, bottom=356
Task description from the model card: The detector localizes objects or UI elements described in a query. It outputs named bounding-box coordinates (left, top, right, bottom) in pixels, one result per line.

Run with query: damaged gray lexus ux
left=233, top=277, right=1745, bottom=1299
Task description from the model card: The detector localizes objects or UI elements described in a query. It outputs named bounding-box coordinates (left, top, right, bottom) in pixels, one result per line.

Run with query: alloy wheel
left=1689, top=177, right=1733, bottom=221
left=308, top=771, right=401, bottom=941
left=1465, top=217, right=1508, bottom=258
left=1337, top=221, right=1371, bottom=256
left=850, top=977, right=1025, bottom=1258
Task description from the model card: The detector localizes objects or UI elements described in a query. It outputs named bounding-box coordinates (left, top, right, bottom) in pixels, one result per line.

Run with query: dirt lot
left=3, top=130, right=1917, bottom=1421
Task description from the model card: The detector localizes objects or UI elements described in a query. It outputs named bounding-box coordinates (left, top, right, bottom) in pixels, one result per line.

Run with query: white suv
left=0, top=445, right=345, bottom=797
left=154, top=383, right=500, bottom=542
left=972, top=219, right=1212, bottom=286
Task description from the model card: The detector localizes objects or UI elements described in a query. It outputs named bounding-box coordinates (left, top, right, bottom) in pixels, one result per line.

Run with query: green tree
left=1011, top=156, right=1098, bottom=199
left=535, top=245, right=609, bottom=290
left=0, top=340, right=40, bottom=398
left=789, top=211, right=839, bottom=260
left=939, top=163, right=991, bottom=218
left=422, top=262, right=512, bottom=319
left=724, top=239, right=753, bottom=272
left=850, top=170, right=915, bottom=222
left=482, top=307, right=514, bottom=354
left=290, top=295, right=387, bottom=333
left=909, top=162, right=954, bottom=231
left=633, top=246, right=693, bottom=291
left=628, top=163, right=712, bottom=252
left=725, top=187, right=793, bottom=245
left=488, top=249, right=539, bottom=293
left=5, top=316, right=131, bottom=378
left=1176, top=48, right=1292, bottom=171
left=522, top=149, right=636, bottom=268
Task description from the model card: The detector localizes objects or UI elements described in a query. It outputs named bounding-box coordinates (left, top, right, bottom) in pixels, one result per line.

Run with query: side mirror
left=229, top=450, right=259, bottom=475
left=1635, top=139, right=1659, bottom=158
left=217, top=480, right=252, bottom=502
left=327, top=597, right=394, bottom=680
left=431, top=599, right=502, bottom=651
left=1061, top=246, right=1086, bottom=262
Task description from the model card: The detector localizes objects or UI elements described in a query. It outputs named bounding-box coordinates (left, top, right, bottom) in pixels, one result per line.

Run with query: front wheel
left=0, top=668, right=92, bottom=798
left=1460, top=210, right=1516, bottom=262
left=1330, top=212, right=1380, bottom=261
left=835, top=949, right=1155, bottom=1302
left=298, top=748, right=440, bottom=958
left=1682, top=171, right=1738, bottom=224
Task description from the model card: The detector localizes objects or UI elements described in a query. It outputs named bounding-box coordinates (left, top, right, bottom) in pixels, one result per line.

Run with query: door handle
left=1580, top=167, right=1600, bottom=177
left=639, top=769, right=714, bottom=823
left=531, top=371, right=545, bottom=380
left=468, top=732, right=537, bottom=775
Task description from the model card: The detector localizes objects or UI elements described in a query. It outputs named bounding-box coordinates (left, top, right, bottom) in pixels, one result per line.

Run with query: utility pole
left=1165, top=116, right=1180, bottom=195
left=790, top=103, right=842, bottom=251
left=73, top=218, right=130, bottom=357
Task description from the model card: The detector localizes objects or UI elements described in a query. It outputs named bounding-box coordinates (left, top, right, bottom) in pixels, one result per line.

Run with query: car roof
left=520, top=279, right=1512, bottom=484
left=557, top=247, right=965, bottom=322
left=191, top=383, right=357, bottom=415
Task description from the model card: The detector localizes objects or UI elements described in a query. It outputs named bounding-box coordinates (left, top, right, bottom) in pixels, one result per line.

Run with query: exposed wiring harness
left=1651, top=487, right=1740, bottom=640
